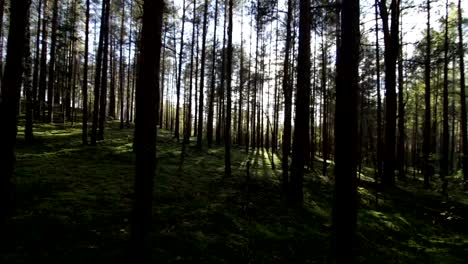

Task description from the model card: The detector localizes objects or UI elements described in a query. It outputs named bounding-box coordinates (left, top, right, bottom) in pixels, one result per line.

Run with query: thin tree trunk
left=119, top=1, right=126, bottom=129
left=196, top=0, right=209, bottom=147
left=441, top=0, right=450, bottom=193
left=457, top=0, right=467, bottom=186
left=225, top=0, right=233, bottom=177
left=32, top=0, right=42, bottom=120
left=98, top=0, right=111, bottom=140
left=206, top=0, right=218, bottom=148
left=82, top=0, right=90, bottom=144
left=175, top=0, right=187, bottom=141
left=38, top=0, right=49, bottom=121
left=422, top=0, right=432, bottom=188
left=375, top=0, right=382, bottom=181
left=24, top=6, right=34, bottom=143
left=47, top=0, right=59, bottom=123
left=282, top=0, right=293, bottom=193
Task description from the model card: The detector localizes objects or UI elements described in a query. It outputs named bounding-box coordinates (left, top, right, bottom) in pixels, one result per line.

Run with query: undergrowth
left=0, top=121, right=467, bottom=263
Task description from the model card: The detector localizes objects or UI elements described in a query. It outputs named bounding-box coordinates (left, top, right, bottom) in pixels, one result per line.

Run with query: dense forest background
left=0, top=0, right=467, bottom=262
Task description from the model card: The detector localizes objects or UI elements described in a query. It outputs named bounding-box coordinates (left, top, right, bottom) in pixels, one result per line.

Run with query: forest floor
left=1, top=121, right=467, bottom=263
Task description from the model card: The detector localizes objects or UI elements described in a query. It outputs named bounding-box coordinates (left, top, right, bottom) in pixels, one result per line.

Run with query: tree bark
left=422, top=0, right=432, bottom=188
left=130, top=0, right=163, bottom=255
left=206, top=0, right=218, bottom=148
left=91, top=0, right=107, bottom=145
left=38, top=0, right=49, bottom=121
left=47, top=0, right=59, bottom=123
left=333, top=0, right=359, bottom=260
left=98, top=0, right=111, bottom=140
left=196, top=0, right=209, bottom=148
left=82, top=0, right=90, bottom=145
left=281, top=0, right=293, bottom=193
left=289, top=0, right=310, bottom=205
left=441, top=0, right=450, bottom=193
left=379, top=0, right=400, bottom=187
left=175, top=0, right=187, bottom=141
left=24, top=7, right=34, bottom=143
left=225, top=0, right=233, bottom=177
left=457, top=0, right=467, bottom=186
left=0, top=0, right=31, bottom=224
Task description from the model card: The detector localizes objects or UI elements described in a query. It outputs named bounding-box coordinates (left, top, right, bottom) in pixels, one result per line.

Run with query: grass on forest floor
left=1, top=120, right=467, bottom=263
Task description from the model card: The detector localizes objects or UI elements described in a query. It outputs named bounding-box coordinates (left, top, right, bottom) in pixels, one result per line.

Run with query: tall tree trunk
left=375, top=0, right=382, bottom=181
left=236, top=4, right=244, bottom=146
left=289, top=0, right=310, bottom=205
left=397, top=15, right=405, bottom=179
left=98, top=0, right=111, bottom=140
left=131, top=0, right=163, bottom=255
left=422, top=0, right=432, bottom=188
left=0, top=0, right=5, bottom=94
left=186, top=0, right=197, bottom=142
left=82, top=0, right=90, bottom=145
left=379, top=0, right=400, bottom=187
left=47, top=0, right=59, bottom=123
left=119, top=1, right=126, bottom=129
left=38, top=0, right=49, bottom=121
left=175, top=0, right=187, bottom=141
left=441, top=0, right=450, bottom=193
left=196, top=0, right=209, bottom=148
left=245, top=12, right=253, bottom=153
left=225, top=0, right=233, bottom=177
left=24, top=6, right=34, bottom=143
left=91, top=0, right=107, bottom=145
left=32, top=0, right=42, bottom=120
left=0, top=0, right=31, bottom=224
left=160, top=28, right=167, bottom=129
left=127, top=1, right=134, bottom=124
left=282, top=0, right=293, bottom=193
left=457, top=0, right=467, bottom=186
left=333, top=0, right=359, bottom=260
left=321, top=33, right=328, bottom=177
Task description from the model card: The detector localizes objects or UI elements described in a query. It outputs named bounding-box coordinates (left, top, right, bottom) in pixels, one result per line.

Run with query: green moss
left=1, top=121, right=467, bottom=263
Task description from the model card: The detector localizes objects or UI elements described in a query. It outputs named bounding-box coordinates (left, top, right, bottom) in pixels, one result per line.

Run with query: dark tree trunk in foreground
left=197, top=0, right=209, bottom=148
left=422, top=0, right=431, bottom=188
left=289, top=0, right=310, bottom=205
left=281, top=0, right=293, bottom=194
left=225, top=0, right=233, bottom=177
left=130, top=0, right=163, bottom=256
left=0, top=0, right=31, bottom=223
left=47, top=0, right=59, bottom=123
left=457, top=0, right=468, bottom=186
left=379, top=0, right=400, bottom=187
left=82, top=0, right=90, bottom=145
left=333, top=0, right=359, bottom=260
